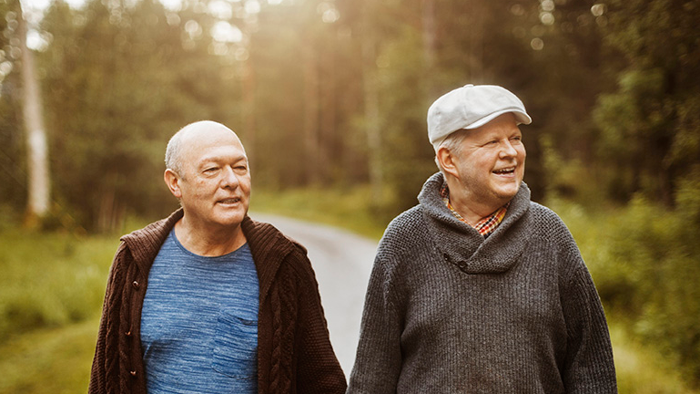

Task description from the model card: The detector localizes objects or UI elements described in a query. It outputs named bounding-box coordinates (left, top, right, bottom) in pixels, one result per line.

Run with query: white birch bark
left=17, top=0, right=50, bottom=222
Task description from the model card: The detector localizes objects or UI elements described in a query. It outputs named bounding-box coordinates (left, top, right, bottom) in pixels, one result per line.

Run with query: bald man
left=89, top=121, right=346, bottom=394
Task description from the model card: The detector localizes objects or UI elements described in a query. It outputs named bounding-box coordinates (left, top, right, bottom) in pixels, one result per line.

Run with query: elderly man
left=347, top=85, right=617, bottom=393
left=89, top=121, right=346, bottom=394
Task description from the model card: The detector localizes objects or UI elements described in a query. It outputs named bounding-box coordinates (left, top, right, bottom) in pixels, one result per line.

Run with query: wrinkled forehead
left=177, top=123, right=247, bottom=164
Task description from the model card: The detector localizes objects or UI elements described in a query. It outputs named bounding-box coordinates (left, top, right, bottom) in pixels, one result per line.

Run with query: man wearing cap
left=347, top=85, right=617, bottom=393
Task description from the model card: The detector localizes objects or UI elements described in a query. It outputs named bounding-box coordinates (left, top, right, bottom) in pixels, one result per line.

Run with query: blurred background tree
left=594, top=0, right=700, bottom=206
left=1, top=0, right=699, bottom=389
left=8, top=0, right=696, bottom=229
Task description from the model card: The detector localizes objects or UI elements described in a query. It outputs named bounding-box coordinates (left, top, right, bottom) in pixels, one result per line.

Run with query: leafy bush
left=0, top=230, right=116, bottom=342
left=552, top=170, right=700, bottom=388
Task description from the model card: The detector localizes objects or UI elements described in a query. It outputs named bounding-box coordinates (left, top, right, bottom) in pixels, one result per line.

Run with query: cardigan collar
left=418, top=172, right=531, bottom=274
left=120, top=208, right=298, bottom=303
left=121, top=209, right=184, bottom=273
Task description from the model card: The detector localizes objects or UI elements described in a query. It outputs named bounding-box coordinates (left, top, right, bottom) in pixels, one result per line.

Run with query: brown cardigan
left=89, top=209, right=347, bottom=393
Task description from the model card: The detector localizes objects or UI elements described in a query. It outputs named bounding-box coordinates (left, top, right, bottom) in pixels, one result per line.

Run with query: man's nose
left=221, top=166, right=240, bottom=188
left=499, top=140, right=518, bottom=158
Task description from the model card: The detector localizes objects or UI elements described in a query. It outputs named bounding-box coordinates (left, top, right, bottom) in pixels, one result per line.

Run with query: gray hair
left=434, top=128, right=469, bottom=173
left=165, top=128, right=186, bottom=176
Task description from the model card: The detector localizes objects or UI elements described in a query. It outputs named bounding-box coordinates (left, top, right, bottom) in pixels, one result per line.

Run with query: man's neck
left=445, top=180, right=506, bottom=226
left=173, top=217, right=247, bottom=257
left=449, top=199, right=497, bottom=226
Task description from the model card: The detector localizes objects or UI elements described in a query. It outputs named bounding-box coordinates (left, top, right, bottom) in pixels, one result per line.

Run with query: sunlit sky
left=23, top=0, right=287, bottom=13
left=23, top=0, right=83, bottom=10
left=19, top=0, right=337, bottom=50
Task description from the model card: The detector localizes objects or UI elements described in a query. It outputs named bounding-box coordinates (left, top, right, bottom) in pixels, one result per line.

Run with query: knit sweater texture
left=89, top=209, right=347, bottom=394
left=347, top=172, right=617, bottom=393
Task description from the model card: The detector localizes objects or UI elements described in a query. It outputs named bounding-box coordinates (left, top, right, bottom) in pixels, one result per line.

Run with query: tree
left=594, top=0, right=700, bottom=206
left=16, top=0, right=50, bottom=226
left=0, top=0, right=26, bottom=221
left=39, top=0, right=242, bottom=231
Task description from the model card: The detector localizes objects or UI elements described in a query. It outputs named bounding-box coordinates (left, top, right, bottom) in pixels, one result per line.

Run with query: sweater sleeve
left=293, top=249, right=348, bottom=393
left=346, top=253, right=403, bottom=394
left=561, top=264, right=618, bottom=393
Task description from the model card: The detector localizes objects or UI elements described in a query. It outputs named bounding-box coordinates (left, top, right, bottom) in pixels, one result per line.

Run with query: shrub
left=0, top=230, right=115, bottom=342
left=554, top=170, right=700, bottom=387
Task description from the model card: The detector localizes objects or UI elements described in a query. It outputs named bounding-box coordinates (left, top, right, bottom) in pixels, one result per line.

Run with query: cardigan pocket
left=212, top=312, right=258, bottom=380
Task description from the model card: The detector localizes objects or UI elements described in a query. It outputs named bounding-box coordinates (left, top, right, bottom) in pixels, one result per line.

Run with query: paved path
left=251, top=213, right=378, bottom=377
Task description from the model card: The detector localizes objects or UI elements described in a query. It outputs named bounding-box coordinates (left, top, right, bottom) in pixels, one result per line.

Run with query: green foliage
left=0, top=190, right=699, bottom=392
left=0, top=0, right=25, bottom=217
left=611, top=323, right=697, bottom=394
left=0, top=228, right=114, bottom=342
left=594, top=0, right=700, bottom=204
left=539, top=134, right=600, bottom=204
left=0, top=0, right=698, bottom=390
left=0, top=0, right=695, bottom=233
left=374, top=25, right=435, bottom=214
left=37, top=0, right=239, bottom=231
left=552, top=170, right=700, bottom=387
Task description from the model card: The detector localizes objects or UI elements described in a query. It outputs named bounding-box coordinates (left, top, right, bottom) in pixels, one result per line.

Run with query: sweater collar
left=241, top=216, right=298, bottom=304
left=121, top=208, right=184, bottom=273
left=120, top=208, right=297, bottom=303
left=418, top=172, right=531, bottom=274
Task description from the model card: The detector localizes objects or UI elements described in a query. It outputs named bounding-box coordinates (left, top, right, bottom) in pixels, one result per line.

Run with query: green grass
left=0, top=189, right=698, bottom=393
left=0, top=318, right=98, bottom=394
left=0, top=229, right=116, bottom=342
left=612, top=323, right=696, bottom=394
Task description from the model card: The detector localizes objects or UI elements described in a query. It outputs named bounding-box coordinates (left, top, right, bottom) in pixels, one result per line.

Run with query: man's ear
left=436, top=146, right=460, bottom=179
left=164, top=169, right=183, bottom=198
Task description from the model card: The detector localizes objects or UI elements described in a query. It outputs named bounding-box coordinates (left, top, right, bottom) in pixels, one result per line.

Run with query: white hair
left=434, top=129, right=469, bottom=173
left=165, top=127, right=187, bottom=176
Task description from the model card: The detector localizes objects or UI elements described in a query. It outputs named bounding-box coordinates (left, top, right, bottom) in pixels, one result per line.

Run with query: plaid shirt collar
left=440, top=185, right=509, bottom=237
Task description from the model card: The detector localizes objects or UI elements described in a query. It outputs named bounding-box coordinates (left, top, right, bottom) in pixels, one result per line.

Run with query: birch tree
left=16, top=0, right=50, bottom=226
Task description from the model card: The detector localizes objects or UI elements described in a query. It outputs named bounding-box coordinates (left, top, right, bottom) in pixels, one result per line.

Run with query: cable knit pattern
left=89, top=209, right=346, bottom=394
left=347, top=172, right=617, bottom=393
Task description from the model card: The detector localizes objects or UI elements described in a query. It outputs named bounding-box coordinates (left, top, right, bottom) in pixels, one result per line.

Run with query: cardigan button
left=132, top=281, right=140, bottom=289
left=125, top=330, right=132, bottom=337
left=130, top=370, right=137, bottom=377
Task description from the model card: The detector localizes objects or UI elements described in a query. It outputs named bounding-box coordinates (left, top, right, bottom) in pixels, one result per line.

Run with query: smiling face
left=165, top=123, right=251, bottom=232
left=438, top=113, right=526, bottom=219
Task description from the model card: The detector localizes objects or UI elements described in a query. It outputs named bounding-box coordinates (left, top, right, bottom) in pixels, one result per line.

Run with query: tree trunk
left=422, top=0, right=438, bottom=97
left=467, top=0, right=485, bottom=81
left=361, top=34, right=383, bottom=201
left=303, top=41, right=321, bottom=185
left=242, top=47, right=256, bottom=166
left=17, top=1, right=50, bottom=226
left=319, top=29, right=336, bottom=185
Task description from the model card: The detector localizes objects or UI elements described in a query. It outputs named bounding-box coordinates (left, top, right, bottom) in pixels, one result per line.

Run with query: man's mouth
left=493, top=167, right=516, bottom=175
left=218, top=197, right=242, bottom=204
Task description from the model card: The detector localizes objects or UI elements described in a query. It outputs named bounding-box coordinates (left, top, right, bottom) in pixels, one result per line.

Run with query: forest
left=1, top=0, right=699, bottom=390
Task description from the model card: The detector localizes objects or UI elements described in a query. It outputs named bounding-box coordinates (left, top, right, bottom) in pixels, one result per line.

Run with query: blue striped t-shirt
left=140, top=229, right=259, bottom=394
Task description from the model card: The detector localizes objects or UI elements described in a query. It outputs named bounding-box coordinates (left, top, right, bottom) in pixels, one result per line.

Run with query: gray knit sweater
left=347, top=173, right=617, bottom=393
